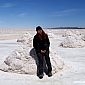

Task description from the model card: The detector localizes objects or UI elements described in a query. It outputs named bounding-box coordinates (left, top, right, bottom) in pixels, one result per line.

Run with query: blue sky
left=0, top=0, right=85, bottom=29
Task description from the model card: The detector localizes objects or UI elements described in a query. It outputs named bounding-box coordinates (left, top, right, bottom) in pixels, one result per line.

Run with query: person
left=33, top=26, right=52, bottom=79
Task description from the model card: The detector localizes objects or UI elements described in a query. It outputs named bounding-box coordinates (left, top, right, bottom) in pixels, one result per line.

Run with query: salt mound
left=60, top=36, right=85, bottom=48
left=81, top=35, right=85, bottom=41
left=79, top=33, right=85, bottom=41
left=63, top=30, right=74, bottom=37
left=48, top=32, right=56, bottom=38
left=17, top=32, right=32, bottom=47
left=61, top=30, right=85, bottom=48
left=0, top=32, right=64, bottom=75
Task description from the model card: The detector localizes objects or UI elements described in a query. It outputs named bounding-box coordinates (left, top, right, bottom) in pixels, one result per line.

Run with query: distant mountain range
left=46, top=27, right=85, bottom=29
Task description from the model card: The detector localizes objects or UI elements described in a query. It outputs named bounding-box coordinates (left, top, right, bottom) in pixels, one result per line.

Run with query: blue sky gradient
left=0, top=0, right=85, bottom=28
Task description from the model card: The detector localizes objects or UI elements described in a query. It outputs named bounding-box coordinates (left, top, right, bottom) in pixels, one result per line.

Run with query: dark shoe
left=38, top=74, right=44, bottom=79
left=48, top=72, right=52, bottom=77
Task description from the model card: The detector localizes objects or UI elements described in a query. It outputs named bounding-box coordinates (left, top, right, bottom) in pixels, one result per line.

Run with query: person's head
left=36, top=26, right=43, bottom=35
left=36, top=26, right=47, bottom=39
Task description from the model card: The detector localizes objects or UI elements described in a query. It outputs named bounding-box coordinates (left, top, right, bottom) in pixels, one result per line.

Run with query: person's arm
left=33, top=36, right=40, bottom=52
left=33, top=36, right=35, bottom=48
left=41, top=34, right=50, bottom=52
left=47, top=35, right=50, bottom=47
left=33, top=36, right=37, bottom=49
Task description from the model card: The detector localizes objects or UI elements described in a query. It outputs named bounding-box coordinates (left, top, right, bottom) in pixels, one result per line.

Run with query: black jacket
left=33, top=34, right=50, bottom=53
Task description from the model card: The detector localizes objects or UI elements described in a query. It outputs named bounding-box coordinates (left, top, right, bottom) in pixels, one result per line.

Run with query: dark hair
left=36, top=26, right=47, bottom=40
left=36, top=26, right=42, bottom=31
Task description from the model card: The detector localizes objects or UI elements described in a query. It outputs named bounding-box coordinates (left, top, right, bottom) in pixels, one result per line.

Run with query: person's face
left=37, top=30, right=42, bottom=34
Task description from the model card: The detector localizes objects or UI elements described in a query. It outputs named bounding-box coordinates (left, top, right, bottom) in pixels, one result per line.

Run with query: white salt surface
left=0, top=39, right=20, bottom=64
left=0, top=30, right=85, bottom=85
left=0, top=40, right=85, bottom=85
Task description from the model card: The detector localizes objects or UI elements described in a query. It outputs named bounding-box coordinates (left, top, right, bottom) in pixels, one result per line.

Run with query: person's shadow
left=30, top=48, right=48, bottom=76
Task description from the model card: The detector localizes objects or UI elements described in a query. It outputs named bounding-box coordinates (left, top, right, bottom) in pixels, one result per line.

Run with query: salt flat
left=0, top=29, right=85, bottom=85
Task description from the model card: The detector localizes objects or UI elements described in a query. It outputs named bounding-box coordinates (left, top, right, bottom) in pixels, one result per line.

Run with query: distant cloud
left=0, top=3, right=15, bottom=8
left=18, top=13, right=27, bottom=17
left=52, top=9, right=81, bottom=17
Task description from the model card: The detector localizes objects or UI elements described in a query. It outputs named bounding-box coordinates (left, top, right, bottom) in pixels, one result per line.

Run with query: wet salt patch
left=0, top=39, right=19, bottom=48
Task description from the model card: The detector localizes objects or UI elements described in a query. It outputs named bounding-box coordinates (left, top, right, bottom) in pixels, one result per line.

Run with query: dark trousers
left=36, top=50, right=52, bottom=75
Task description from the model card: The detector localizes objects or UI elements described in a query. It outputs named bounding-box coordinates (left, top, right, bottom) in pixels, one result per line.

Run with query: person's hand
left=41, top=50, right=46, bottom=53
